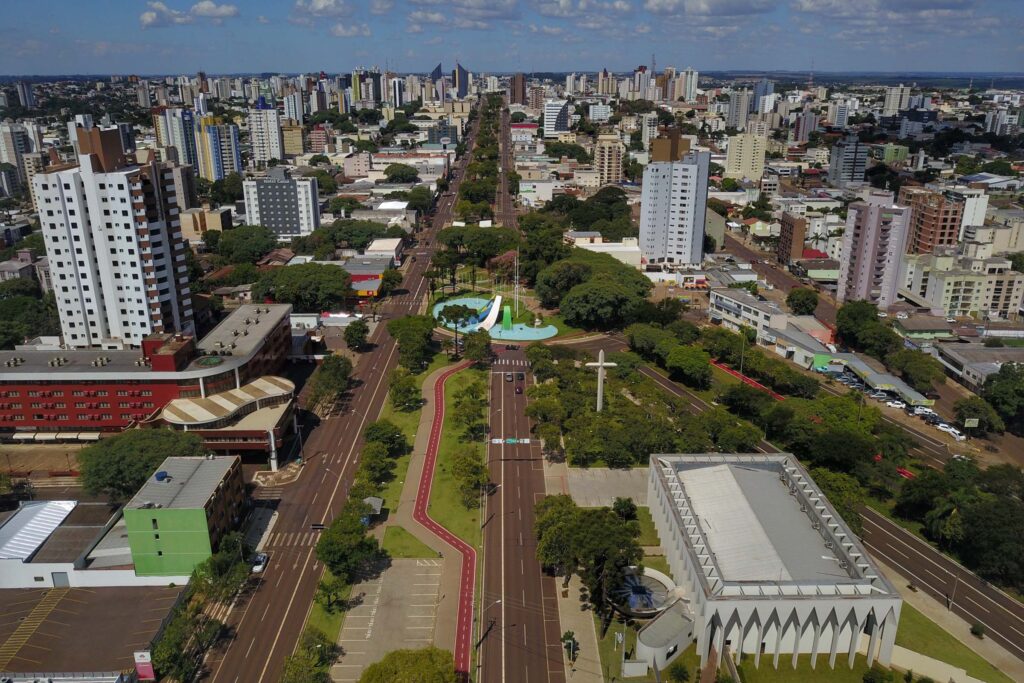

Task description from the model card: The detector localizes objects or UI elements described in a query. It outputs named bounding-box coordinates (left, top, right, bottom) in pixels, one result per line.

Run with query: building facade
left=543, top=99, right=570, bottom=138
left=828, top=134, right=868, bottom=188
left=724, top=133, right=766, bottom=181
left=594, top=133, right=625, bottom=187
left=247, top=104, right=284, bottom=166
left=837, top=191, right=910, bottom=309
left=243, top=167, right=320, bottom=240
left=195, top=116, right=242, bottom=182
left=639, top=151, right=710, bottom=267
left=898, top=187, right=965, bottom=255
left=776, top=212, right=807, bottom=265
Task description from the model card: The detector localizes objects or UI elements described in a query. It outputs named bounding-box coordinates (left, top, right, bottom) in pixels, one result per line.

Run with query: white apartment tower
left=837, top=191, right=910, bottom=310
left=243, top=167, right=320, bottom=240
left=726, top=91, right=751, bottom=130
left=882, top=84, right=911, bottom=117
left=828, top=134, right=869, bottom=188
left=247, top=106, right=284, bottom=166
left=639, top=150, right=711, bottom=267
left=33, top=127, right=194, bottom=348
left=543, top=99, right=570, bottom=138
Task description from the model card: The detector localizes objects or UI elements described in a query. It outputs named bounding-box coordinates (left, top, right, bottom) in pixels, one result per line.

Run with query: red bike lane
left=412, top=361, right=476, bottom=677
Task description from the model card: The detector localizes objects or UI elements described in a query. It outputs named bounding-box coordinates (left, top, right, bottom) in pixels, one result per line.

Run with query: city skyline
left=4, top=0, right=1024, bottom=76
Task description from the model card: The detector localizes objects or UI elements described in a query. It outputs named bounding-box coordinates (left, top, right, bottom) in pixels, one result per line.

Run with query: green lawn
left=382, top=525, right=436, bottom=558
left=895, top=603, right=1014, bottom=683
left=305, top=569, right=350, bottom=643
left=737, top=653, right=873, bottom=683
left=427, top=366, right=486, bottom=549
left=641, top=554, right=671, bottom=579
left=378, top=352, right=450, bottom=514
left=635, top=507, right=660, bottom=547
left=593, top=612, right=701, bottom=682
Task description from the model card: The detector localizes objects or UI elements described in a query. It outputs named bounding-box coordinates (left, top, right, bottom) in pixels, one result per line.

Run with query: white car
left=877, top=311, right=889, bottom=318
left=886, top=400, right=907, bottom=409
left=913, top=406, right=936, bottom=416
left=869, top=392, right=889, bottom=400
left=937, top=424, right=965, bottom=440
left=251, top=552, right=269, bottom=574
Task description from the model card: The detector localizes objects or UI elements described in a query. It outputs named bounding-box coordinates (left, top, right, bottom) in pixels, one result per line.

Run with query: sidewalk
left=874, top=557, right=1024, bottom=682
left=384, top=363, right=464, bottom=655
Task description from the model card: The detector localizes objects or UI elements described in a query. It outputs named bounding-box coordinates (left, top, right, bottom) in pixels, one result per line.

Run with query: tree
left=379, top=268, right=403, bottom=296
left=217, top=225, right=277, bottom=264
left=329, top=196, right=364, bottom=216
left=210, top=172, right=244, bottom=205
left=666, top=659, right=691, bottom=682
left=316, top=500, right=381, bottom=581
left=559, top=280, right=641, bottom=330
left=786, top=288, right=819, bottom=315
left=561, top=631, right=579, bottom=662
left=982, top=364, right=1024, bottom=435
left=462, top=329, right=494, bottom=364
left=406, top=185, right=434, bottom=214
left=358, top=441, right=395, bottom=486
left=363, top=419, right=409, bottom=457
left=344, top=318, right=370, bottom=350
left=612, top=497, right=637, bottom=521
left=810, top=468, right=866, bottom=535
left=665, top=345, right=712, bottom=389
left=954, top=396, right=1005, bottom=435
left=389, top=367, right=421, bottom=411
left=79, top=430, right=206, bottom=502
left=438, top=303, right=474, bottom=350
left=309, top=154, right=330, bottom=166
left=383, top=163, right=420, bottom=183
left=358, top=647, right=457, bottom=683
left=535, top=261, right=592, bottom=308
left=387, top=315, right=436, bottom=371
left=451, top=444, right=489, bottom=507
left=309, top=354, right=353, bottom=407
left=886, top=349, right=945, bottom=393
left=254, top=263, right=352, bottom=312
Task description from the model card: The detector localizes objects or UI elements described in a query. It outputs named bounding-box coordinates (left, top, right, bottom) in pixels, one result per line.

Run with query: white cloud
left=257, top=15, right=270, bottom=23
left=370, top=0, right=394, bottom=14
left=140, top=1, right=240, bottom=28
left=529, top=23, right=565, bottom=34
left=645, top=0, right=772, bottom=14
left=331, top=22, right=371, bottom=36
left=191, top=1, right=239, bottom=18
left=292, top=0, right=354, bottom=19
left=409, top=9, right=446, bottom=23
left=407, top=23, right=425, bottom=32
left=454, top=17, right=491, bottom=29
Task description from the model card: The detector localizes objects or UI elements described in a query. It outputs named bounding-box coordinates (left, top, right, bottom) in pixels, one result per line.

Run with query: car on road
left=516, top=372, right=525, bottom=381
left=937, top=424, right=966, bottom=440
left=504, top=372, right=513, bottom=382
left=251, top=552, right=268, bottom=573
left=515, top=386, right=522, bottom=394
left=886, top=400, right=906, bottom=409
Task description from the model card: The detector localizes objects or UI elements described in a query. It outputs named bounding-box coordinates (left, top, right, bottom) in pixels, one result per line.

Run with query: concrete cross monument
left=585, top=349, right=617, bottom=412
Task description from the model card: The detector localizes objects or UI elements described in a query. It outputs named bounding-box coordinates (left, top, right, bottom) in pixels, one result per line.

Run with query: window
left=151, top=518, right=159, bottom=530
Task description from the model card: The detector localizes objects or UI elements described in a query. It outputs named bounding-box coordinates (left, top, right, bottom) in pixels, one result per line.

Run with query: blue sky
left=4, top=0, right=1023, bottom=75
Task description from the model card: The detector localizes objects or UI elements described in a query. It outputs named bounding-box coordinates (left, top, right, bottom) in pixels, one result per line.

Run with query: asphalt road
left=479, top=351, right=566, bottom=683
left=202, top=102, right=483, bottom=683
left=569, top=333, right=1024, bottom=664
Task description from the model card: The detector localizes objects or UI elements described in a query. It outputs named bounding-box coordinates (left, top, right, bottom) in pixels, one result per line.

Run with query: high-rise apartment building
left=639, top=150, right=710, bottom=267
left=510, top=73, right=527, bottom=105
left=529, top=86, right=546, bottom=110
left=281, top=119, right=305, bottom=157
left=752, top=79, right=774, bottom=113
left=0, top=122, right=34, bottom=185
left=898, top=186, right=965, bottom=255
left=828, top=134, right=868, bottom=187
left=195, top=116, right=242, bottom=181
left=158, top=108, right=198, bottom=169
left=776, top=212, right=807, bottom=265
left=452, top=63, right=470, bottom=99
left=136, top=80, right=152, bottom=108
left=247, top=103, right=284, bottom=166
left=283, top=91, right=304, bottom=122
left=589, top=104, right=612, bottom=123
left=650, top=128, right=691, bottom=163
left=837, top=190, right=910, bottom=309
left=594, top=133, right=625, bottom=187
left=724, top=133, right=766, bottom=180
left=726, top=91, right=751, bottom=130
left=901, top=250, right=1024, bottom=320
left=33, top=127, right=194, bottom=348
left=792, top=110, right=819, bottom=144
left=243, top=167, right=319, bottom=240
left=681, top=68, right=698, bottom=102
left=882, top=84, right=911, bottom=116
left=543, top=99, right=570, bottom=138
left=640, top=112, right=659, bottom=148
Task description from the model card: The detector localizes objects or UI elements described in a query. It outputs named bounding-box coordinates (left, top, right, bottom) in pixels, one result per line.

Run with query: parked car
left=924, top=415, right=944, bottom=426
left=886, top=400, right=907, bottom=409
left=252, top=552, right=268, bottom=574
left=937, top=424, right=966, bottom=440
left=913, top=406, right=936, bottom=416
left=868, top=392, right=889, bottom=400
left=504, top=372, right=513, bottom=382
left=516, top=372, right=525, bottom=381
left=515, top=386, right=522, bottom=394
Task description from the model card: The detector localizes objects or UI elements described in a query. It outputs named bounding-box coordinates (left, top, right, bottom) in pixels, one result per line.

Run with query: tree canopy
left=253, top=263, right=352, bottom=312
left=786, top=288, right=819, bottom=315
left=217, top=225, right=278, bottom=264
left=383, top=163, right=420, bottom=183
left=79, top=430, right=206, bottom=502
left=358, top=647, right=457, bottom=683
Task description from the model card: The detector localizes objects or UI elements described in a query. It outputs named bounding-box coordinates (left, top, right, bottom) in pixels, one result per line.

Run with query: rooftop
left=936, top=343, right=1024, bottom=366
left=126, top=456, right=238, bottom=510
left=161, top=375, right=293, bottom=426
left=653, top=454, right=894, bottom=599
left=0, top=500, right=76, bottom=561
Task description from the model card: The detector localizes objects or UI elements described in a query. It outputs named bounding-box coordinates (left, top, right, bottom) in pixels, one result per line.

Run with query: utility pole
left=585, top=349, right=618, bottom=412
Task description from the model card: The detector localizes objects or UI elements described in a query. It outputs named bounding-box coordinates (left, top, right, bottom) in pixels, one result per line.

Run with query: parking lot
left=567, top=467, right=648, bottom=508
left=330, top=558, right=443, bottom=682
left=828, top=370, right=964, bottom=441
left=0, top=586, right=182, bottom=673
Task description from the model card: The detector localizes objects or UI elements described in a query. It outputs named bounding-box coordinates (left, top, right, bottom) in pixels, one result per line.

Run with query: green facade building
left=124, top=455, right=245, bottom=576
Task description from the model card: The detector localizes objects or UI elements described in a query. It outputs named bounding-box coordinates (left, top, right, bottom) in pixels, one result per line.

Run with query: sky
left=3, top=0, right=1024, bottom=76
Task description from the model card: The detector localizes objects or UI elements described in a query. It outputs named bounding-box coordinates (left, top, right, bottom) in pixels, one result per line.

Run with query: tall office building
left=828, top=134, right=868, bottom=187
left=639, top=150, right=710, bottom=267
left=837, top=191, right=910, bottom=309
left=390, top=79, right=405, bottom=107
left=565, top=73, right=577, bottom=96
left=283, top=91, right=304, bottom=122
left=882, top=84, right=911, bottom=116
left=594, top=133, right=625, bottom=187
left=33, top=127, right=195, bottom=348
left=529, top=86, right=546, bottom=110
left=640, top=112, right=659, bottom=148
left=196, top=116, right=242, bottom=181
left=543, top=99, right=570, bottom=138
left=137, top=80, right=152, bottom=108
left=247, top=102, right=284, bottom=166
left=724, top=133, right=766, bottom=180
left=243, top=167, right=320, bottom=240
left=752, top=79, right=774, bottom=113
left=776, top=212, right=807, bottom=265
left=452, top=63, right=470, bottom=99
left=726, top=91, right=751, bottom=130
left=681, top=67, right=698, bottom=102
left=510, top=73, right=527, bottom=105
left=898, top=187, right=965, bottom=255
left=830, top=102, right=850, bottom=128
left=15, top=81, right=36, bottom=108
left=792, top=110, right=819, bottom=144
left=0, top=122, right=34, bottom=185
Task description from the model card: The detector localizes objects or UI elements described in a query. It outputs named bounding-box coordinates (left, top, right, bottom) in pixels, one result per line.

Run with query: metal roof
left=0, top=500, right=77, bottom=561
left=126, top=456, right=237, bottom=510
